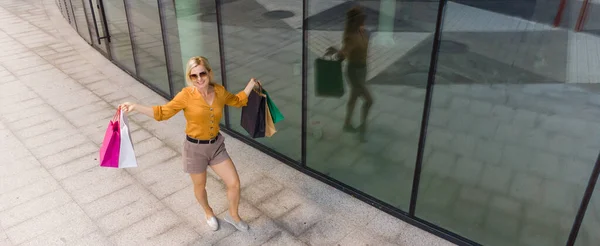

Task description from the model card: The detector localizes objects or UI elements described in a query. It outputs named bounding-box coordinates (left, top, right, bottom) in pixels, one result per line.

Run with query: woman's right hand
left=120, top=102, right=136, bottom=113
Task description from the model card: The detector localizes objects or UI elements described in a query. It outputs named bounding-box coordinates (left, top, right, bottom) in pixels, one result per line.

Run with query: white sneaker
left=206, top=216, right=219, bottom=231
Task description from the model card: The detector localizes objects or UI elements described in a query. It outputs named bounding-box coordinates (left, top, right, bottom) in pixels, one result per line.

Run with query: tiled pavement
left=0, top=0, right=455, bottom=245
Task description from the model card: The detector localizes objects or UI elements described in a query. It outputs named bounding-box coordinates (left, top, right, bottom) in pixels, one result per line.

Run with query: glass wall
left=103, top=0, right=136, bottom=73
left=305, top=0, right=438, bottom=210
left=53, top=0, right=600, bottom=245
left=70, top=0, right=92, bottom=43
left=220, top=0, right=303, bottom=161
left=125, top=0, right=170, bottom=93
left=172, top=0, right=224, bottom=124
left=158, top=0, right=184, bottom=93
left=416, top=1, right=600, bottom=245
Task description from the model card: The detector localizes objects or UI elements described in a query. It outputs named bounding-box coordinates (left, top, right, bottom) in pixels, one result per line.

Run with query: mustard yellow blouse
left=152, top=84, right=248, bottom=140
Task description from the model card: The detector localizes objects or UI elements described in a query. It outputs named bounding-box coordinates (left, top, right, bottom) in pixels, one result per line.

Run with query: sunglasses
left=189, top=71, right=208, bottom=80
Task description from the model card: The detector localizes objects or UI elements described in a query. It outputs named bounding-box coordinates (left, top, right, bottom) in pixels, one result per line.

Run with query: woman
left=327, top=6, right=373, bottom=142
left=120, top=56, right=258, bottom=232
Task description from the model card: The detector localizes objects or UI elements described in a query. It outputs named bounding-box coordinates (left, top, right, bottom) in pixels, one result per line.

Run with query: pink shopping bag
left=99, top=108, right=121, bottom=168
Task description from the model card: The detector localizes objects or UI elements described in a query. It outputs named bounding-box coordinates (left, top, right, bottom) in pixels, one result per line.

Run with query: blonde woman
left=120, top=56, right=259, bottom=231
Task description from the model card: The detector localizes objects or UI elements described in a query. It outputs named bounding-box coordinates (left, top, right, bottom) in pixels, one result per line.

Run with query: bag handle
left=112, top=106, right=121, bottom=122
left=253, top=82, right=264, bottom=95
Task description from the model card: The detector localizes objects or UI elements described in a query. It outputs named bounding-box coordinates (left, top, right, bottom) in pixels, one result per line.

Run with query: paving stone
left=30, top=131, right=86, bottom=156
left=480, top=165, right=513, bottom=194
left=108, top=208, right=179, bottom=244
left=509, top=172, right=544, bottom=203
left=365, top=211, right=407, bottom=242
left=241, top=176, right=284, bottom=205
left=0, top=189, right=72, bottom=228
left=453, top=157, right=483, bottom=186
left=19, top=215, right=97, bottom=246
left=484, top=209, right=520, bottom=238
left=262, top=231, right=307, bottom=246
left=21, top=128, right=79, bottom=148
left=424, top=150, right=457, bottom=178
left=473, top=139, right=503, bottom=165
left=501, top=145, right=533, bottom=171
left=3, top=202, right=87, bottom=244
left=2, top=104, right=55, bottom=123
left=38, top=141, right=97, bottom=168
left=448, top=133, right=477, bottom=157
left=1, top=155, right=42, bottom=178
left=0, top=167, right=51, bottom=195
left=99, top=196, right=165, bottom=236
left=0, top=177, right=60, bottom=212
left=529, top=152, right=562, bottom=179
left=71, top=231, right=112, bottom=246
left=451, top=199, right=486, bottom=226
left=70, top=171, right=136, bottom=205
left=276, top=199, right=325, bottom=236
left=490, top=195, right=522, bottom=216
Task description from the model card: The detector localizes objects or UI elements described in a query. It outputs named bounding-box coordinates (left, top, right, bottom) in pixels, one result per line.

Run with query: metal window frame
left=66, top=0, right=79, bottom=31
left=215, top=0, right=231, bottom=128
left=77, top=0, right=94, bottom=44
left=409, top=0, right=447, bottom=216
left=156, top=0, right=176, bottom=97
left=300, top=0, right=308, bottom=167
left=122, top=0, right=140, bottom=77
left=566, top=152, right=600, bottom=245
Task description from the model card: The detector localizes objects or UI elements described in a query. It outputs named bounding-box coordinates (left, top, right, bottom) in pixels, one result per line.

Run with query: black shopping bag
left=315, top=56, right=344, bottom=98
left=241, top=89, right=266, bottom=138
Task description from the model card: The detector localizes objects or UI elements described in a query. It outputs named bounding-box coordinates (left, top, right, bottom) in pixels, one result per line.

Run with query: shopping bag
left=99, top=109, right=121, bottom=168
left=241, top=88, right=266, bottom=138
left=265, top=102, right=277, bottom=137
left=262, top=89, right=284, bottom=124
left=118, top=109, right=138, bottom=168
left=315, top=55, right=344, bottom=97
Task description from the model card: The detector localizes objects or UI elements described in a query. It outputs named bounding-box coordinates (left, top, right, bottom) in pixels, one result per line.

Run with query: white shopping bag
left=118, top=110, right=138, bottom=168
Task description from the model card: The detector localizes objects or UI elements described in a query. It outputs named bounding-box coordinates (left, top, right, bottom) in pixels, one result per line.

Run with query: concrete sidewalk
left=0, top=0, right=453, bottom=245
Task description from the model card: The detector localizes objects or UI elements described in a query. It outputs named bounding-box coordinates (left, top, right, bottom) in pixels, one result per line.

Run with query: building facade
left=54, top=0, right=600, bottom=245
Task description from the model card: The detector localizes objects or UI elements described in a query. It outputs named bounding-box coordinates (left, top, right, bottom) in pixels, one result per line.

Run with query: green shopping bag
left=314, top=56, right=344, bottom=97
left=262, top=89, right=284, bottom=124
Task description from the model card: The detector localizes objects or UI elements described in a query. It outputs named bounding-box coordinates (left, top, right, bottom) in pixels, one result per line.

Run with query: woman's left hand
left=249, top=78, right=261, bottom=88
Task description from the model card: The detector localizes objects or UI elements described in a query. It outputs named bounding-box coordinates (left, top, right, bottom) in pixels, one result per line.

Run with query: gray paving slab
left=0, top=0, right=454, bottom=245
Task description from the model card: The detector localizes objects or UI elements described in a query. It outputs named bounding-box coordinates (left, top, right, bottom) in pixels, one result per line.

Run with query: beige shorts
left=182, top=134, right=230, bottom=174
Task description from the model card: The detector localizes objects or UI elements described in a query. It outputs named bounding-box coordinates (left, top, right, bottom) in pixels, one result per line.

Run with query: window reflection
left=219, top=0, right=303, bottom=161
left=416, top=1, right=600, bottom=245
left=306, top=0, right=439, bottom=210
left=173, top=0, right=224, bottom=124
left=126, top=0, right=170, bottom=94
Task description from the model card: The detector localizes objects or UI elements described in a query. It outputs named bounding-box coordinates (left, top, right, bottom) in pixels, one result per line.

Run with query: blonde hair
left=185, top=56, right=215, bottom=87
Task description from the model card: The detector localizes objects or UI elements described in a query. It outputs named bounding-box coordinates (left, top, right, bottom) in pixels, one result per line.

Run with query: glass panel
left=102, top=0, right=136, bottom=73
left=71, top=0, right=92, bottom=43
left=304, top=0, right=439, bottom=209
left=576, top=173, right=600, bottom=246
left=83, top=0, right=109, bottom=54
left=57, top=0, right=68, bottom=20
left=221, top=0, right=302, bottom=160
left=173, top=0, right=223, bottom=123
left=125, top=0, right=170, bottom=94
left=416, top=1, right=600, bottom=245
left=64, top=0, right=78, bottom=29
left=159, top=0, right=184, bottom=95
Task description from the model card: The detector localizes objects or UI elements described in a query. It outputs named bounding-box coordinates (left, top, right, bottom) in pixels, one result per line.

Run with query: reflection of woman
left=120, top=57, right=259, bottom=232
left=328, top=6, right=373, bottom=142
